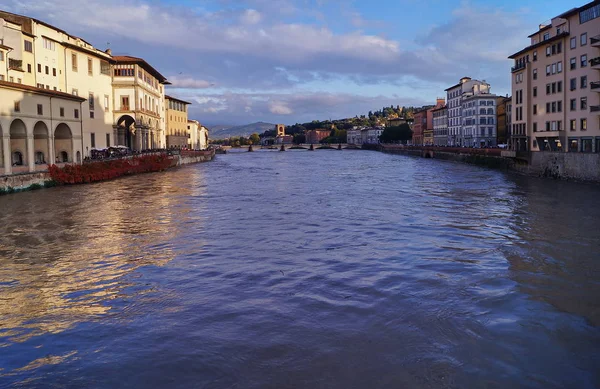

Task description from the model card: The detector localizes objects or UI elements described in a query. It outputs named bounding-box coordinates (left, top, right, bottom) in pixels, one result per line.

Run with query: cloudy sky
left=5, top=0, right=581, bottom=125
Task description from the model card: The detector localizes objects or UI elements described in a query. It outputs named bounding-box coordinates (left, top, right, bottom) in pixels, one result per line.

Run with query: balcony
left=590, top=105, right=600, bottom=113
left=8, top=58, right=23, bottom=71
left=591, top=35, right=600, bottom=47
left=511, top=62, right=528, bottom=73
left=591, top=81, right=600, bottom=91
left=591, top=57, right=600, bottom=69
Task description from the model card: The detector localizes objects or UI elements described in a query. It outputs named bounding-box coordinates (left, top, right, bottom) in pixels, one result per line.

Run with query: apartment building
left=187, top=120, right=209, bottom=150
left=412, top=109, right=427, bottom=146
left=165, top=95, right=190, bottom=148
left=461, top=93, right=498, bottom=147
left=305, top=129, right=330, bottom=144
left=432, top=105, right=448, bottom=146
left=113, top=56, right=168, bottom=150
left=509, top=0, right=600, bottom=152
left=496, top=96, right=512, bottom=145
left=445, top=77, right=491, bottom=146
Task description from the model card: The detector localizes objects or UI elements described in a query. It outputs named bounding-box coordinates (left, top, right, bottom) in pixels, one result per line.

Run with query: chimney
left=436, top=97, right=445, bottom=106
left=105, top=48, right=112, bottom=55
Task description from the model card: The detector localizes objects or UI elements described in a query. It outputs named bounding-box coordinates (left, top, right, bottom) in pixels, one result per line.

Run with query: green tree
left=249, top=133, right=260, bottom=144
left=379, top=124, right=413, bottom=144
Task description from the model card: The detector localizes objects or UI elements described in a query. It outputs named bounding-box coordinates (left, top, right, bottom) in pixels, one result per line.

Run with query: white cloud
left=167, top=76, right=215, bottom=89
left=268, top=101, right=293, bottom=115
left=240, top=9, right=262, bottom=25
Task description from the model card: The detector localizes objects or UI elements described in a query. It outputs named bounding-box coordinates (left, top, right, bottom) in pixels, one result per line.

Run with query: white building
left=432, top=105, right=448, bottom=146
left=187, top=120, right=209, bottom=150
left=461, top=94, right=498, bottom=147
left=445, top=77, right=491, bottom=146
left=361, top=127, right=384, bottom=144
left=347, top=128, right=362, bottom=145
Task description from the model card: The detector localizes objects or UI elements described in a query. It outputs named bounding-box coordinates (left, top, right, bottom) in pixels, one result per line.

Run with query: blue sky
left=5, top=0, right=584, bottom=125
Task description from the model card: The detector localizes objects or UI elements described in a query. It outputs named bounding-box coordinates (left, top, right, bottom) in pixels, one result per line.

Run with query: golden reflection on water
left=0, top=168, right=205, bottom=350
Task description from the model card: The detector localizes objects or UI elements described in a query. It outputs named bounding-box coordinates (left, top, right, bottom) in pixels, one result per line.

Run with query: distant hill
left=210, top=122, right=275, bottom=139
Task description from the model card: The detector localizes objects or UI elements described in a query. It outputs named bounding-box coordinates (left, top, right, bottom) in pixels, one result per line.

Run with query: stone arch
left=10, top=119, right=28, bottom=167
left=116, top=115, right=136, bottom=149
left=54, top=123, right=73, bottom=163
left=33, top=121, right=50, bottom=165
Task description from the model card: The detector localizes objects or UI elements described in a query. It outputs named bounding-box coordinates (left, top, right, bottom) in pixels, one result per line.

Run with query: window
left=72, top=53, right=78, bottom=71
left=580, top=4, right=600, bottom=23
left=557, top=62, right=562, bottom=73
left=9, top=76, right=13, bottom=83
left=570, top=99, right=576, bottom=111
left=17, top=78, right=21, bottom=84
left=42, top=37, right=55, bottom=51
left=60, top=107, right=64, bottom=117
left=100, top=60, right=110, bottom=75
left=14, top=101, right=20, bottom=112
left=533, top=87, right=537, bottom=97
left=90, top=111, right=95, bottom=119
left=581, top=97, right=587, bottom=110
left=581, top=76, right=587, bottom=88
left=557, top=121, right=562, bottom=132
left=551, top=102, right=556, bottom=113
left=551, top=121, right=557, bottom=131
left=533, top=104, right=537, bottom=115
left=91, top=133, right=96, bottom=148
left=546, top=102, right=550, bottom=113
left=570, top=78, right=576, bottom=91
left=544, top=33, right=550, bottom=41
left=581, top=33, right=587, bottom=46
left=104, top=95, right=109, bottom=112
left=88, top=58, right=93, bottom=76
left=552, top=83, right=556, bottom=94
left=37, top=104, right=43, bottom=115
left=546, top=46, right=551, bottom=56
left=24, top=40, right=32, bottom=52
left=581, top=54, right=587, bottom=67
left=546, top=65, right=551, bottom=75
left=581, top=118, right=587, bottom=131
left=546, top=84, right=551, bottom=94
left=74, top=109, right=79, bottom=119
left=27, top=64, right=31, bottom=73
left=552, top=63, right=556, bottom=74
left=546, top=121, right=551, bottom=131
left=557, top=81, right=562, bottom=93
left=106, top=134, right=110, bottom=147
left=533, top=69, right=537, bottom=80
left=37, top=63, right=41, bottom=73
left=36, top=83, right=43, bottom=88
left=533, top=122, right=537, bottom=132
left=121, top=96, right=130, bottom=110
left=570, top=57, right=576, bottom=70
left=89, top=93, right=95, bottom=110
left=557, top=101, right=562, bottom=112
left=570, top=119, right=576, bottom=131
left=52, top=68, right=56, bottom=76
left=45, top=65, right=49, bottom=75
left=533, top=51, right=537, bottom=61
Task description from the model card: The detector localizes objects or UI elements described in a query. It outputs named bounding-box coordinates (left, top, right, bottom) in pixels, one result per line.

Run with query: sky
left=4, top=0, right=585, bottom=126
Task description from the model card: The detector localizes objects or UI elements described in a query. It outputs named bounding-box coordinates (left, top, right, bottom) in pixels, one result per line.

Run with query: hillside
left=210, top=122, right=276, bottom=139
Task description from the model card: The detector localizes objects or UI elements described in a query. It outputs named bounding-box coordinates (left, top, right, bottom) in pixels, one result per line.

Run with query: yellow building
left=166, top=95, right=191, bottom=148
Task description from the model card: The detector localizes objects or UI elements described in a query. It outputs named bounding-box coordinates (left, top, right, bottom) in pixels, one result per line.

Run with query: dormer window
left=557, top=27, right=561, bottom=34
left=543, top=32, right=550, bottom=41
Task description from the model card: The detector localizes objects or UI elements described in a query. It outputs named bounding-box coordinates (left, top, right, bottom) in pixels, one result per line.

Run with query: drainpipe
left=5, top=47, right=13, bottom=79
left=80, top=100, right=84, bottom=162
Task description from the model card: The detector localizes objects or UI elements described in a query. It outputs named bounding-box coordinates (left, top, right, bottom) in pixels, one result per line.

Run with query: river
left=0, top=150, right=599, bottom=388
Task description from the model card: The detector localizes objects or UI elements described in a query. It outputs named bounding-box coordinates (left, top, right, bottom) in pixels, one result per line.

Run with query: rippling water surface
left=1, top=150, right=599, bottom=388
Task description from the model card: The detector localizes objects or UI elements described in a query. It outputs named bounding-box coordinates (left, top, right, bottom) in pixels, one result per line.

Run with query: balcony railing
left=591, top=35, right=600, bottom=47
left=511, top=62, right=528, bottom=73
left=591, top=57, right=600, bottom=67
left=590, top=105, right=600, bottom=113
left=591, top=81, right=600, bottom=90
left=8, top=58, right=23, bottom=71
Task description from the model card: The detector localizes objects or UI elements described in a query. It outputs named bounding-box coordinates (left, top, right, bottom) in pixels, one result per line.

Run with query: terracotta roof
left=165, top=95, right=192, bottom=105
left=113, top=55, right=168, bottom=83
left=0, top=81, right=86, bottom=102
left=62, top=42, right=114, bottom=63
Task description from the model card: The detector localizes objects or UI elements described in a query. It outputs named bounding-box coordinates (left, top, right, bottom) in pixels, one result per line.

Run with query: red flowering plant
left=48, top=154, right=176, bottom=185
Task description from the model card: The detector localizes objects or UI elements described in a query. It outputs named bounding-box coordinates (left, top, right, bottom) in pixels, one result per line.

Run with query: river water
left=0, top=150, right=599, bottom=388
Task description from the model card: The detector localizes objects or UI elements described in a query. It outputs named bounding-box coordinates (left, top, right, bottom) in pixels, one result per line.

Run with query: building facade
left=165, top=95, right=190, bottom=148
left=496, top=96, right=512, bottom=145
left=361, top=127, right=384, bottom=144
left=347, top=128, right=362, bottom=145
left=187, top=120, right=209, bottom=150
left=509, top=0, right=600, bottom=152
left=445, top=77, right=491, bottom=146
left=412, top=109, right=427, bottom=146
left=461, top=94, right=498, bottom=147
left=432, top=105, right=448, bottom=146
left=112, top=56, right=168, bottom=151
left=305, top=129, right=330, bottom=144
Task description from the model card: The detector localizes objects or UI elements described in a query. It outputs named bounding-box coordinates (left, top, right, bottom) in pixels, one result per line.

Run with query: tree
left=249, top=133, right=260, bottom=144
left=379, top=123, right=413, bottom=144
left=293, top=134, right=306, bottom=144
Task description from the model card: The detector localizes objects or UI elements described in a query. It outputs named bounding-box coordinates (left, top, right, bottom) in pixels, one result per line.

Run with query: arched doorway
left=10, top=119, right=27, bottom=169
left=33, top=121, right=50, bottom=166
left=54, top=123, right=73, bottom=163
left=116, top=115, right=136, bottom=150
